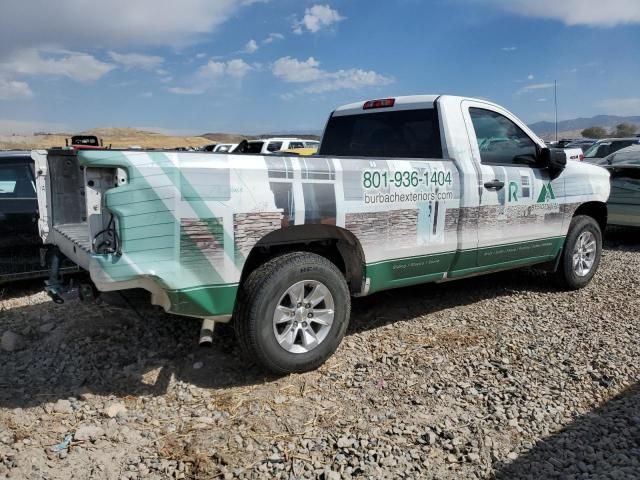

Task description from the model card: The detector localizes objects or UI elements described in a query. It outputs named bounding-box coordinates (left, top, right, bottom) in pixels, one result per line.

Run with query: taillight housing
left=363, top=98, right=395, bottom=110
left=579, top=154, right=584, bottom=161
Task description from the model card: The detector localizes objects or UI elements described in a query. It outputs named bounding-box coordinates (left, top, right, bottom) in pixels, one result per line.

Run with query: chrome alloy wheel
left=272, top=280, right=335, bottom=354
left=573, top=231, right=597, bottom=277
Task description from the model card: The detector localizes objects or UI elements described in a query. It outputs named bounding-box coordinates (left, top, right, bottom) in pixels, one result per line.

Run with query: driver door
left=461, top=101, right=564, bottom=269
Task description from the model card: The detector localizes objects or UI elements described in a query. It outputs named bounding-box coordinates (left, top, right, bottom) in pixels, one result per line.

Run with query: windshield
left=598, top=147, right=640, bottom=166
left=319, top=108, right=442, bottom=158
left=584, top=141, right=610, bottom=158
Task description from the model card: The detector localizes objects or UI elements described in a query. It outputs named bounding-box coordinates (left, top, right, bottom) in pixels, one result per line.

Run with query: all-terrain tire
left=555, top=215, right=603, bottom=290
left=234, top=252, right=350, bottom=374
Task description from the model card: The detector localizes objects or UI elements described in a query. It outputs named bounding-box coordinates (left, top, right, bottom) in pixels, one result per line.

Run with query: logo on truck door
left=537, top=183, right=556, bottom=203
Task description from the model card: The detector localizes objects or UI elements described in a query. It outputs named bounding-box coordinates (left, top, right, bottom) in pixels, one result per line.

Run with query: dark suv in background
left=583, top=138, right=640, bottom=163
left=0, top=151, right=77, bottom=283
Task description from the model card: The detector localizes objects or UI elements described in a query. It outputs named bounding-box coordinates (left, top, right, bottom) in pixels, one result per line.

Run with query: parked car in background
left=583, top=138, right=640, bottom=163
left=595, top=145, right=640, bottom=227
left=277, top=147, right=318, bottom=156
left=245, top=138, right=308, bottom=154
left=0, top=151, right=77, bottom=283
left=564, top=139, right=597, bottom=150
left=303, top=140, right=320, bottom=148
left=201, top=143, right=218, bottom=151
left=555, top=138, right=579, bottom=149
left=563, top=147, right=584, bottom=162
left=213, top=143, right=238, bottom=153
left=66, top=135, right=110, bottom=150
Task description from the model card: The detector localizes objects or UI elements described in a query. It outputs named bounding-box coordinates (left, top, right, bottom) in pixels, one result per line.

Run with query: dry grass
left=0, top=128, right=245, bottom=150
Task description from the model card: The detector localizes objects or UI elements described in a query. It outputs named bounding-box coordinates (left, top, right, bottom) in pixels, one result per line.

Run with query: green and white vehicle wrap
left=34, top=95, right=610, bottom=373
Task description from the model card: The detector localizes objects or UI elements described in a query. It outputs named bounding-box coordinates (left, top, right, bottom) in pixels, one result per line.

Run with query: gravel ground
left=1, top=228, right=639, bottom=480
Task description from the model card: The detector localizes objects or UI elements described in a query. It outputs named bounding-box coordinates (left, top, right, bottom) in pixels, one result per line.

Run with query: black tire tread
left=554, top=214, right=602, bottom=290
left=234, top=251, right=350, bottom=374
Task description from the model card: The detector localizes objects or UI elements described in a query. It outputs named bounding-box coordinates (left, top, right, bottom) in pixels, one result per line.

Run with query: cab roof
left=332, top=94, right=504, bottom=117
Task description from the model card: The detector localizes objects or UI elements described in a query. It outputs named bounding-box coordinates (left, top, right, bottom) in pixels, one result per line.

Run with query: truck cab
left=33, top=95, right=610, bottom=373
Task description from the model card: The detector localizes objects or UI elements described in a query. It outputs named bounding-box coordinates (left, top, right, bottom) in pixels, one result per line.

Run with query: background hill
left=0, top=128, right=214, bottom=150
left=529, top=115, right=640, bottom=138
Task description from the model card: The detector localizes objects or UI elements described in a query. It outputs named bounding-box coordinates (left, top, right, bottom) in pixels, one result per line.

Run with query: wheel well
left=574, top=202, right=607, bottom=233
left=240, top=225, right=366, bottom=294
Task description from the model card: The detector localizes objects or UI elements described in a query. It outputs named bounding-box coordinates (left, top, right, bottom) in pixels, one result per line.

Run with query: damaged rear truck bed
left=33, top=95, right=610, bottom=373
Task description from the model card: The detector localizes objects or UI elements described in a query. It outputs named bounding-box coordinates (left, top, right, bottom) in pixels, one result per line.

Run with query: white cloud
left=501, top=46, right=517, bottom=52
left=486, top=0, right=640, bottom=27
left=195, top=53, right=207, bottom=59
left=272, top=56, right=394, bottom=94
left=108, top=51, right=164, bottom=70
left=596, top=98, right=640, bottom=115
left=168, top=59, right=252, bottom=95
left=139, top=91, right=153, bottom=98
left=0, top=77, right=33, bottom=100
left=196, top=59, right=252, bottom=81
left=264, top=33, right=285, bottom=44
left=536, top=98, right=547, bottom=102
left=0, top=0, right=251, bottom=59
left=244, top=39, right=259, bottom=54
left=197, top=61, right=227, bottom=79
left=517, top=82, right=555, bottom=95
left=0, top=49, right=114, bottom=82
left=527, top=74, right=534, bottom=80
left=273, top=57, right=323, bottom=83
left=225, top=59, right=252, bottom=78
left=293, top=4, right=345, bottom=34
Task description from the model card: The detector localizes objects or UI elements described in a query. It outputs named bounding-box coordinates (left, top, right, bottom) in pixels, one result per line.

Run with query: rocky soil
left=1, top=228, right=639, bottom=479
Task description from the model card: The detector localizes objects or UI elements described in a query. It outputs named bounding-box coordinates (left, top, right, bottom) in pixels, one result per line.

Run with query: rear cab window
left=319, top=108, right=443, bottom=159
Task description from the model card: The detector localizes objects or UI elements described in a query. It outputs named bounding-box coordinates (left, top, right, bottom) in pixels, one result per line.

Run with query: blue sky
left=1, top=0, right=639, bottom=135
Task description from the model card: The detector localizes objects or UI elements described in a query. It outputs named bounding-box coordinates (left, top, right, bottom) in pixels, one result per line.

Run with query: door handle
left=484, top=180, right=505, bottom=191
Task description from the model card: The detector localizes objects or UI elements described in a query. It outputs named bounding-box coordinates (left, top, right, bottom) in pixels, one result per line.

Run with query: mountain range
left=528, top=115, right=640, bottom=137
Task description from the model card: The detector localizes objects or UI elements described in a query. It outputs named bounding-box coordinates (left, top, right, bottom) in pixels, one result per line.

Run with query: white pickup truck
left=33, top=95, right=610, bottom=373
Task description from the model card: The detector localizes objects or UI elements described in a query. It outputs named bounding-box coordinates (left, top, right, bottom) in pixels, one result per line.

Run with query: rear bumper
left=88, top=257, right=237, bottom=320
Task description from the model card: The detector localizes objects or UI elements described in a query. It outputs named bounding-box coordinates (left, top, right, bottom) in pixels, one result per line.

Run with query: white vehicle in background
left=245, top=138, right=308, bottom=154
left=213, top=143, right=238, bottom=153
left=564, top=147, right=584, bottom=162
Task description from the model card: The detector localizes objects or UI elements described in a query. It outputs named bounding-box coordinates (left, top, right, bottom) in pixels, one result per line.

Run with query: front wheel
left=555, top=215, right=603, bottom=290
left=235, top=252, right=351, bottom=374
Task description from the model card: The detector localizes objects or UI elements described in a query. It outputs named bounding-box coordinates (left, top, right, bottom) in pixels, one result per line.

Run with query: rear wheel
left=235, top=252, right=350, bottom=374
left=555, top=215, right=602, bottom=289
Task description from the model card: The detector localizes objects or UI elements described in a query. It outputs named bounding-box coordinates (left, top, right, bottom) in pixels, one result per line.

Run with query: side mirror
left=539, top=147, right=567, bottom=171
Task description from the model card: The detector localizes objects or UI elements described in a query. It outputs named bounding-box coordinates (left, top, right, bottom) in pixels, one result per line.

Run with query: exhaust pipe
left=199, top=319, right=215, bottom=346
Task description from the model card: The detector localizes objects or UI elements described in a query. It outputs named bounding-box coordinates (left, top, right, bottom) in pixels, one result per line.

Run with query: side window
left=266, top=142, right=283, bottom=152
left=289, top=142, right=304, bottom=149
left=0, top=164, right=36, bottom=199
left=469, top=108, right=537, bottom=166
